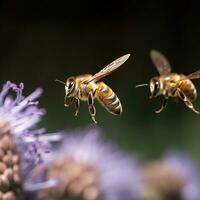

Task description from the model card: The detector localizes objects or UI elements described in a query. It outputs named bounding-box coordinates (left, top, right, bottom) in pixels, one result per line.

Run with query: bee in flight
left=136, top=49, right=200, bottom=115
left=56, top=54, right=130, bottom=123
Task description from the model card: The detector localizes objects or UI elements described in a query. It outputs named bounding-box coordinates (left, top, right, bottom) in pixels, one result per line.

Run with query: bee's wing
left=86, top=54, right=130, bottom=83
left=150, top=50, right=171, bottom=75
left=187, top=70, right=200, bottom=80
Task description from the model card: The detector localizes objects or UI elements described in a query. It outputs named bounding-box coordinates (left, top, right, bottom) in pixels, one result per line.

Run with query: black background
left=0, top=0, right=200, bottom=159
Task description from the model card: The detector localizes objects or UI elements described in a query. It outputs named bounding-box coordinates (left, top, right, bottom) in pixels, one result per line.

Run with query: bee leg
left=88, top=92, right=97, bottom=123
left=155, top=95, right=169, bottom=114
left=74, top=98, right=80, bottom=117
left=177, top=88, right=200, bottom=115
left=64, top=96, right=74, bottom=107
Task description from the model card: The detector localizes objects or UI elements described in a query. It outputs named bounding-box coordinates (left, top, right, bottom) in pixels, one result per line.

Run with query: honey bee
left=136, top=49, right=200, bottom=115
left=56, top=54, right=130, bottom=123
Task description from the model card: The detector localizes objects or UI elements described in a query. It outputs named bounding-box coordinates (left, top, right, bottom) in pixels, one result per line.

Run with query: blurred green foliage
left=0, top=0, right=200, bottom=160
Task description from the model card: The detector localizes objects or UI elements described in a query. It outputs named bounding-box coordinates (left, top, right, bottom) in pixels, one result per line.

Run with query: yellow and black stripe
left=96, top=82, right=122, bottom=115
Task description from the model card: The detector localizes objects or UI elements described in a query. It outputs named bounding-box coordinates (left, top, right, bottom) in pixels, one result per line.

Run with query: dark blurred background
left=0, top=0, right=200, bottom=159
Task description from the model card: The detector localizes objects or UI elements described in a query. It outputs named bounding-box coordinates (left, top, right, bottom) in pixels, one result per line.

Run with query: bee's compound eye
left=68, top=81, right=74, bottom=89
left=154, top=81, right=160, bottom=95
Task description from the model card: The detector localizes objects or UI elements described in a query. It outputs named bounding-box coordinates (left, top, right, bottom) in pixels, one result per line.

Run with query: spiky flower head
left=41, top=128, right=143, bottom=200
left=0, top=81, right=59, bottom=199
left=142, top=151, right=200, bottom=200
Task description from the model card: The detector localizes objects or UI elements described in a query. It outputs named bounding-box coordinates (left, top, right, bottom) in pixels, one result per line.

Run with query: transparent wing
left=150, top=50, right=171, bottom=75
left=187, top=70, right=200, bottom=80
left=86, top=54, right=130, bottom=83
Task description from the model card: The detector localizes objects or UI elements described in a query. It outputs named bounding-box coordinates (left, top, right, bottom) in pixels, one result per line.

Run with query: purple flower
left=164, top=152, right=200, bottom=200
left=0, top=81, right=60, bottom=199
left=42, top=128, right=143, bottom=200
left=142, top=151, right=200, bottom=200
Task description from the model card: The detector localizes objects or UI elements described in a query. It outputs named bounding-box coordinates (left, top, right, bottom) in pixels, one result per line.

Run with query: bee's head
left=149, top=77, right=161, bottom=98
left=65, top=76, right=76, bottom=97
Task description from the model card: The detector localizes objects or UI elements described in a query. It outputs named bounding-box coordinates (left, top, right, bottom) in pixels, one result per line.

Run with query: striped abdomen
left=179, top=77, right=197, bottom=101
left=96, top=82, right=122, bottom=115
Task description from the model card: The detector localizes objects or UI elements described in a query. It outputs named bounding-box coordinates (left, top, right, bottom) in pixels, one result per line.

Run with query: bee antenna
left=135, top=83, right=149, bottom=88
left=55, top=79, right=65, bottom=85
